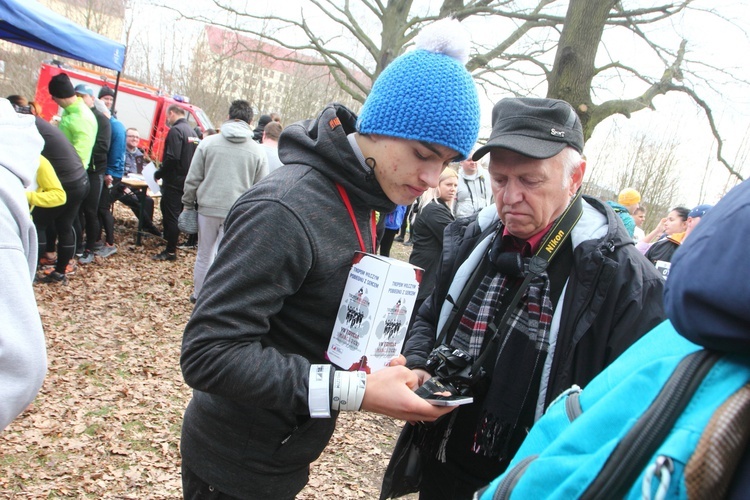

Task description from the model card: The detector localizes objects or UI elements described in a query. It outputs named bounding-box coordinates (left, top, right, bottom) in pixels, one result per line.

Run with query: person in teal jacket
left=95, top=108, right=127, bottom=257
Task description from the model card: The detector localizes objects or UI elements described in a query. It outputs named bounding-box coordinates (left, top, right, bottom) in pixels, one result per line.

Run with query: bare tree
left=169, top=0, right=746, bottom=181
left=0, top=44, right=41, bottom=99
left=583, top=128, right=683, bottom=231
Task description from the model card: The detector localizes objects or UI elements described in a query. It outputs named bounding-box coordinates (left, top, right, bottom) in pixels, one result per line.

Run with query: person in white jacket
left=454, top=154, right=493, bottom=218
left=0, top=97, right=47, bottom=430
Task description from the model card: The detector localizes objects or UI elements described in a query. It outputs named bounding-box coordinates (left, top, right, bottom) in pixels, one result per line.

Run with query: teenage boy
left=180, top=19, right=481, bottom=499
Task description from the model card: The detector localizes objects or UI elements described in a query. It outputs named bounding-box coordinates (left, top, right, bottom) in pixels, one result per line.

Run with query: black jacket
left=403, top=197, right=666, bottom=482
left=34, top=117, right=86, bottom=186
left=644, top=235, right=680, bottom=265
left=408, top=199, right=455, bottom=302
left=157, top=117, right=197, bottom=190
left=180, top=104, right=394, bottom=498
left=88, top=106, right=111, bottom=174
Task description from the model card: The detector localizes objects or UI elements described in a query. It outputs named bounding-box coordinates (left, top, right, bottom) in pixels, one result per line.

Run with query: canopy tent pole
left=112, top=71, right=122, bottom=114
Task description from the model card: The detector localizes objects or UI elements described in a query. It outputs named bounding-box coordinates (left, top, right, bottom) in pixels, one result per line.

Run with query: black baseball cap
left=98, top=86, right=115, bottom=99
left=473, top=97, right=584, bottom=161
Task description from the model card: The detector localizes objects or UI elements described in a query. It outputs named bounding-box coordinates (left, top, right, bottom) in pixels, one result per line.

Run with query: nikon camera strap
left=468, top=189, right=584, bottom=379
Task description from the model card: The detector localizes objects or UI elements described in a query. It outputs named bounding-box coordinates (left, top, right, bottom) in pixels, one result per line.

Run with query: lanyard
left=336, top=183, right=376, bottom=253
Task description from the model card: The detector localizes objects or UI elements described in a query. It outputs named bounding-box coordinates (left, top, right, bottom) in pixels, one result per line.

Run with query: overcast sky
left=133, top=0, right=749, bottom=206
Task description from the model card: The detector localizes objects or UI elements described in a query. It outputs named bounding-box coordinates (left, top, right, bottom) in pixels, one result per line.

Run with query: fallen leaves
left=0, top=205, right=415, bottom=499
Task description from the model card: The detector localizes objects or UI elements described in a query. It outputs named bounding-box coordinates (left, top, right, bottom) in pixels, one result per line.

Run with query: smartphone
left=424, top=396, right=473, bottom=407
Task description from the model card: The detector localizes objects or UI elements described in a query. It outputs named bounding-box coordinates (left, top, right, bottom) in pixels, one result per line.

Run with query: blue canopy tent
left=0, top=0, right=125, bottom=71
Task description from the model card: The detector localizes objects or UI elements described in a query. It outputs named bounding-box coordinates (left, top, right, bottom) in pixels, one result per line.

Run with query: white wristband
left=334, top=370, right=350, bottom=411
left=331, top=370, right=341, bottom=411
left=338, top=371, right=367, bottom=411
left=353, top=371, right=366, bottom=410
left=308, top=364, right=331, bottom=418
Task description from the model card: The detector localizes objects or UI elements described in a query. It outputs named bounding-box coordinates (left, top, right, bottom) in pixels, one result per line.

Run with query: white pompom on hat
left=357, top=18, right=480, bottom=160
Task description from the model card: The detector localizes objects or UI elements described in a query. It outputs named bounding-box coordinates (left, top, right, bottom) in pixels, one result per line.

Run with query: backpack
left=477, top=320, right=750, bottom=500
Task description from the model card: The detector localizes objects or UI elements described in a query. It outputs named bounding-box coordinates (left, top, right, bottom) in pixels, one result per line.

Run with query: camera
left=414, top=345, right=484, bottom=400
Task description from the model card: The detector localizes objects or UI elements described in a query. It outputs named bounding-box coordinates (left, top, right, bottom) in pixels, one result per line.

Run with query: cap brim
left=473, top=134, right=567, bottom=161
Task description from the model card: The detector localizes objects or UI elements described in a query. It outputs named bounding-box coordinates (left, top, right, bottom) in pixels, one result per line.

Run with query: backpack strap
left=581, top=349, right=721, bottom=500
left=685, top=383, right=750, bottom=498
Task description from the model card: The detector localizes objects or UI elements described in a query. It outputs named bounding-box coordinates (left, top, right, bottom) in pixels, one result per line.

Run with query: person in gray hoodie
left=180, top=19, right=481, bottom=499
left=181, top=100, right=268, bottom=300
left=0, top=98, right=47, bottom=430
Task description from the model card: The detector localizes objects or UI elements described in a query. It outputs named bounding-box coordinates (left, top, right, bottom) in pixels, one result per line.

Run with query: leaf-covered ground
left=1, top=206, right=416, bottom=499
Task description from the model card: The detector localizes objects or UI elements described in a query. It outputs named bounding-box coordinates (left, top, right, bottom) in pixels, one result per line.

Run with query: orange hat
left=618, top=188, right=641, bottom=206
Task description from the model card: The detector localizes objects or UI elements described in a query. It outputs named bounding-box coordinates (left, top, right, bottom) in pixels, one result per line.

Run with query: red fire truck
left=35, top=61, right=214, bottom=162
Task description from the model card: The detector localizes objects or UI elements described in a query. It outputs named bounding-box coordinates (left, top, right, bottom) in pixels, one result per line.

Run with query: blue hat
left=74, top=84, right=94, bottom=97
left=688, top=204, right=712, bottom=218
left=357, top=19, right=480, bottom=160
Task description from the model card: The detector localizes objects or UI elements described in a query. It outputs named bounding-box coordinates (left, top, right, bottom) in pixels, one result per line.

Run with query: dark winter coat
left=403, top=197, right=666, bottom=483
left=180, top=104, right=395, bottom=499
left=34, top=117, right=86, bottom=186
left=88, top=105, right=111, bottom=174
left=408, top=198, right=455, bottom=302
left=156, top=117, right=197, bottom=191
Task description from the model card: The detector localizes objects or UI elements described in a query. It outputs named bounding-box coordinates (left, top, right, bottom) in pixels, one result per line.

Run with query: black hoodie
left=181, top=104, right=395, bottom=498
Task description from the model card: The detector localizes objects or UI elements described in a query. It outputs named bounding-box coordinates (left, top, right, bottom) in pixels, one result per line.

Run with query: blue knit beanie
left=357, top=19, right=480, bottom=160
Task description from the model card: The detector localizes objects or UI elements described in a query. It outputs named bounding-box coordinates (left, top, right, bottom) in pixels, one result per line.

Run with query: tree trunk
left=375, top=0, right=415, bottom=81
left=547, top=0, right=616, bottom=140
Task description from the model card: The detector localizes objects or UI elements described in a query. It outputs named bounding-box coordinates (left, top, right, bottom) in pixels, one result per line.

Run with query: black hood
left=278, top=104, right=395, bottom=214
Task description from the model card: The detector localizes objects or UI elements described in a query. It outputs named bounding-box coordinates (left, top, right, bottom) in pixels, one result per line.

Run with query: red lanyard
left=336, top=183, right=376, bottom=253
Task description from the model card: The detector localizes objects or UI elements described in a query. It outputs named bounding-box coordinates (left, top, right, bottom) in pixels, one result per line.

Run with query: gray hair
left=559, top=147, right=582, bottom=189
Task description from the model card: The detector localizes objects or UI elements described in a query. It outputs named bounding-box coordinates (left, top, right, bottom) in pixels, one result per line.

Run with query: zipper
left=581, top=350, right=719, bottom=499
left=280, top=425, right=299, bottom=446
left=492, top=454, right=538, bottom=500
left=566, top=258, right=604, bottom=355
left=564, top=239, right=616, bottom=365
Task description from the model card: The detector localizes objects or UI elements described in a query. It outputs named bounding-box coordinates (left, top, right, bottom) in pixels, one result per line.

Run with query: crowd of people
left=3, top=74, right=281, bottom=289
left=1, top=16, right=745, bottom=500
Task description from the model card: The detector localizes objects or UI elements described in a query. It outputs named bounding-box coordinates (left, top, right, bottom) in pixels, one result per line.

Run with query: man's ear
left=570, top=158, right=586, bottom=195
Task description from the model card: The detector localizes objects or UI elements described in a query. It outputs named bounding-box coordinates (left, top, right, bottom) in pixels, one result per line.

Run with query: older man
left=399, top=98, right=666, bottom=499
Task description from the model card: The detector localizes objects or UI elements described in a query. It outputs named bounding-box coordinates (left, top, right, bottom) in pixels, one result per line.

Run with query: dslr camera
left=414, top=344, right=485, bottom=401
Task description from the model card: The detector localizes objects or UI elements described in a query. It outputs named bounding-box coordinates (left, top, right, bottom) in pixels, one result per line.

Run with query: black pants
left=33, top=175, right=89, bottom=274
left=79, top=170, right=104, bottom=251
left=160, top=186, right=183, bottom=253
left=101, top=178, right=158, bottom=243
left=97, top=180, right=115, bottom=245
left=380, top=228, right=398, bottom=257
left=182, top=463, right=242, bottom=500
left=418, top=453, right=490, bottom=500
left=116, top=180, right=157, bottom=228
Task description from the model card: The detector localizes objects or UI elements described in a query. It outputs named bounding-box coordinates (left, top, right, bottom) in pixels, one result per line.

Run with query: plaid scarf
left=442, top=257, right=553, bottom=461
